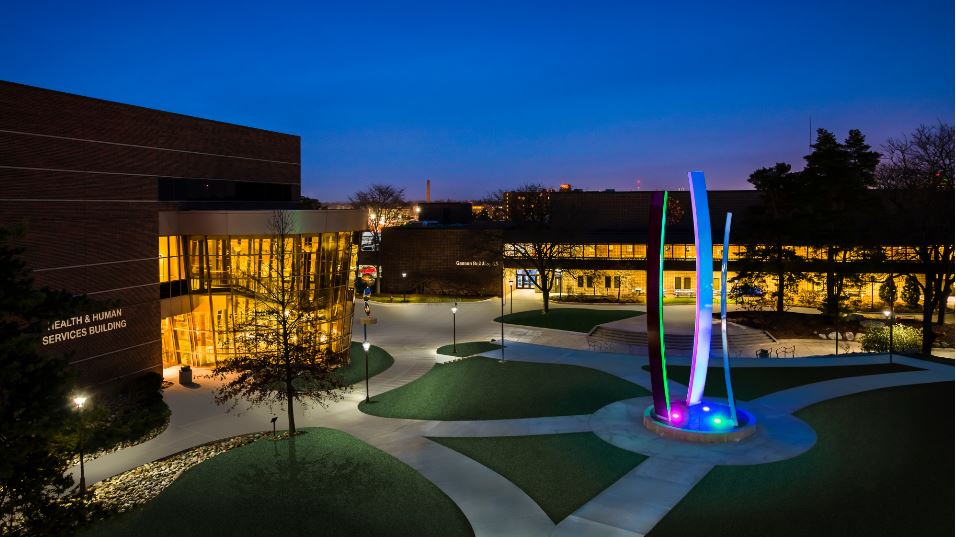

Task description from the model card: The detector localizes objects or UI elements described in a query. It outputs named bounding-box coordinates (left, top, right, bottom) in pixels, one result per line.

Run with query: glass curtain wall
left=161, top=232, right=354, bottom=368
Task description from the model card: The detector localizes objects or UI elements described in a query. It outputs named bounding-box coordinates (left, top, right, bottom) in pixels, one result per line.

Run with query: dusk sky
left=3, top=0, right=953, bottom=201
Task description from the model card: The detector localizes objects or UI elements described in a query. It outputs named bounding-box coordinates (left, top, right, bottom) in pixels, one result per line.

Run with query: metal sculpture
left=686, top=171, right=713, bottom=406
left=646, top=190, right=671, bottom=420
left=720, top=212, right=739, bottom=426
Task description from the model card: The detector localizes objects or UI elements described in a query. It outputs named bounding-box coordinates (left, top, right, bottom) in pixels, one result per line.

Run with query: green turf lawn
left=337, top=342, right=395, bottom=386
left=494, top=307, right=644, bottom=332
left=649, top=382, right=955, bottom=537
left=430, top=433, right=646, bottom=523
left=437, top=341, right=502, bottom=358
left=83, top=428, right=473, bottom=537
left=359, top=357, right=648, bottom=420
left=648, top=362, right=917, bottom=401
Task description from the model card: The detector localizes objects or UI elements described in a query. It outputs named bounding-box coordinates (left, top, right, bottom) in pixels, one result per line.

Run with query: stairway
left=587, top=323, right=775, bottom=355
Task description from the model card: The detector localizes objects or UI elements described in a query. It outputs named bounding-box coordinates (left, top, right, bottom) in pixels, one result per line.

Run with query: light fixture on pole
left=508, top=278, right=514, bottom=314
left=402, top=272, right=408, bottom=302
left=362, top=340, right=372, bottom=402
left=556, top=268, right=563, bottom=299
left=500, top=270, right=505, bottom=363
left=72, top=394, right=88, bottom=494
left=451, top=302, right=458, bottom=354
left=883, top=306, right=895, bottom=364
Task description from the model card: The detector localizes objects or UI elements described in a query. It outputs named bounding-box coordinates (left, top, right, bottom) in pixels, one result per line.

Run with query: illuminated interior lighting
left=702, top=406, right=710, bottom=412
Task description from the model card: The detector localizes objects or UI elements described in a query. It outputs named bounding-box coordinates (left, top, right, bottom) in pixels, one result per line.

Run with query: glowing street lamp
left=883, top=306, right=895, bottom=364
left=508, top=279, right=514, bottom=314
left=362, top=340, right=372, bottom=402
left=72, top=395, right=89, bottom=494
left=402, top=272, right=408, bottom=302
left=556, top=268, right=563, bottom=299
left=451, top=302, right=458, bottom=354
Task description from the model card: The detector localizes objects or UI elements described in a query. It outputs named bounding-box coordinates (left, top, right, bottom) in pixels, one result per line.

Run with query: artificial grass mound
left=437, top=341, right=502, bottom=358
left=337, top=342, right=395, bottom=386
left=648, top=382, right=955, bottom=537
left=359, top=357, right=648, bottom=420
left=430, top=433, right=646, bottom=523
left=650, top=362, right=918, bottom=401
left=83, top=428, right=473, bottom=537
left=494, top=307, right=644, bottom=333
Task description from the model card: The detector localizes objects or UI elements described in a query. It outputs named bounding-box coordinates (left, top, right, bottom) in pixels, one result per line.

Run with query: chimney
left=426, top=179, right=431, bottom=202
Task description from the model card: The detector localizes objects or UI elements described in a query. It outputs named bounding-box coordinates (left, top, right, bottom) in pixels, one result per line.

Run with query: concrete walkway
left=73, top=298, right=953, bottom=537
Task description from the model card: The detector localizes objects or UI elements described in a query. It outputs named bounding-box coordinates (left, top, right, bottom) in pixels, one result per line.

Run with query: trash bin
left=179, top=365, right=192, bottom=385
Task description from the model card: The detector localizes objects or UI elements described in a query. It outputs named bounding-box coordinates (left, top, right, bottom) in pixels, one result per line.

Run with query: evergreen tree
left=0, top=228, right=88, bottom=536
left=878, top=275, right=897, bottom=306
left=901, top=275, right=922, bottom=307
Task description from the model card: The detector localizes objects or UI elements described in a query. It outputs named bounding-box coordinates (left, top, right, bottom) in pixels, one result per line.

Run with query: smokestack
left=426, top=179, right=431, bottom=202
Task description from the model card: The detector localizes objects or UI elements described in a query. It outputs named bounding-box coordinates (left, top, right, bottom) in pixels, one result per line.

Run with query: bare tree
left=349, top=184, right=407, bottom=293
left=210, top=211, right=349, bottom=434
left=877, top=122, right=955, bottom=353
left=503, top=184, right=575, bottom=313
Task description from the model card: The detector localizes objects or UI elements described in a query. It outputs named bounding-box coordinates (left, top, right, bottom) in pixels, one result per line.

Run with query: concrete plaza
left=73, top=295, right=954, bottom=536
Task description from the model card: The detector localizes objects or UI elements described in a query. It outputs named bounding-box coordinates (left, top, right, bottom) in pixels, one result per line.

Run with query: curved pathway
left=73, top=300, right=953, bottom=537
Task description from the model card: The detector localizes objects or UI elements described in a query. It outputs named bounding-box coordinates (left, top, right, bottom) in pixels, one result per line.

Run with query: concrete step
left=588, top=325, right=775, bottom=352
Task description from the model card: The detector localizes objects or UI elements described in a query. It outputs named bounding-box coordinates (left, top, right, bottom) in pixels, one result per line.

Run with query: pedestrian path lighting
left=72, top=394, right=89, bottom=494
left=508, top=279, right=513, bottom=314
left=270, top=416, right=278, bottom=437
left=363, top=340, right=372, bottom=402
left=556, top=269, right=563, bottom=299
left=883, top=306, right=895, bottom=364
left=402, top=272, right=408, bottom=302
left=451, top=302, right=458, bottom=354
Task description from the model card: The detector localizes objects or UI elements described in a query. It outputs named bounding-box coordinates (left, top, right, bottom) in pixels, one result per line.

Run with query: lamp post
left=556, top=269, right=563, bottom=299
left=402, top=272, right=407, bottom=302
left=72, top=395, right=88, bottom=494
left=883, top=306, right=895, bottom=364
left=508, top=279, right=513, bottom=314
left=500, top=270, right=506, bottom=363
left=363, top=340, right=372, bottom=402
left=451, top=302, right=458, bottom=354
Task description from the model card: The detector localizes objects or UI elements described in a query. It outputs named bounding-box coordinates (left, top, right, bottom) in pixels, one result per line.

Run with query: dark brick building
left=0, top=81, right=363, bottom=386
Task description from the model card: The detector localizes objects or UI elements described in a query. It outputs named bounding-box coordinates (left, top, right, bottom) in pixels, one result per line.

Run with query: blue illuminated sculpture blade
left=686, top=171, right=713, bottom=406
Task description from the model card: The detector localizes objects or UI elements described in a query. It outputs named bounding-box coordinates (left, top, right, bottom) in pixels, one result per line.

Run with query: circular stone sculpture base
left=643, top=403, right=757, bottom=444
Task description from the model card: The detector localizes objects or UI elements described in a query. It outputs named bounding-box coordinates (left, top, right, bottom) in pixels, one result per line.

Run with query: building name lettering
left=455, top=260, right=497, bottom=267
left=42, top=308, right=127, bottom=346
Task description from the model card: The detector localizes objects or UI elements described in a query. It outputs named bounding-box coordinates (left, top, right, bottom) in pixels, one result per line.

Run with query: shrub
left=879, top=276, right=897, bottom=306
left=796, top=289, right=820, bottom=309
left=861, top=324, right=922, bottom=353
left=901, top=275, right=921, bottom=307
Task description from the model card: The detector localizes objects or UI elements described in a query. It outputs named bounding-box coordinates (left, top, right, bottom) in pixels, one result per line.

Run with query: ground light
left=72, top=394, right=88, bottom=494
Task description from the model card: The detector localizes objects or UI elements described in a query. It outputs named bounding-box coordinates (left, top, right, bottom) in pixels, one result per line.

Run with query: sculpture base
left=643, top=401, right=756, bottom=444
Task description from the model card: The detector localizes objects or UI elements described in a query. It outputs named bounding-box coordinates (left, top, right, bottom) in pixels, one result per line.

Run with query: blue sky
left=2, top=0, right=952, bottom=201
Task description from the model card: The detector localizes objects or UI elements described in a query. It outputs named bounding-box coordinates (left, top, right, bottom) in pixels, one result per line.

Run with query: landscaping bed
left=495, top=307, right=644, bottom=333
left=84, top=428, right=473, bottom=537
left=648, top=382, right=955, bottom=537
left=359, top=357, right=648, bottom=420
left=431, top=433, right=646, bottom=523
left=337, top=342, right=395, bottom=386
left=66, top=372, right=171, bottom=465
